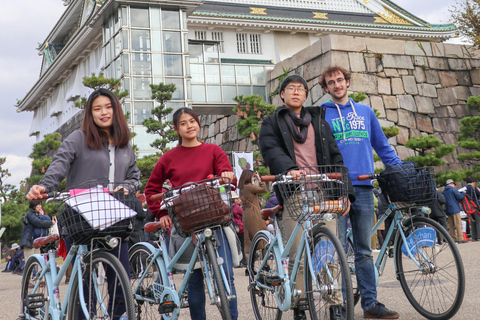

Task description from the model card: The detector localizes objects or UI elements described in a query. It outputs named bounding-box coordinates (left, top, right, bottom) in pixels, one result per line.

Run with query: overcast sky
left=0, top=0, right=462, bottom=189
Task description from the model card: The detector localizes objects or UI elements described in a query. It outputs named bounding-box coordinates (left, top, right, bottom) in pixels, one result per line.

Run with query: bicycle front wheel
left=129, top=244, right=167, bottom=320
left=205, top=237, right=232, bottom=320
left=67, top=251, right=135, bottom=320
left=21, top=256, right=48, bottom=320
left=395, top=216, right=465, bottom=320
left=248, top=232, right=282, bottom=320
left=305, top=226, right=354, bottom=320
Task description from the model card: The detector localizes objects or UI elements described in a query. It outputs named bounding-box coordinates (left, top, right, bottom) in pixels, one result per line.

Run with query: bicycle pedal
left=158, top=301, right=177, bottom=314
left=26, top=293, right=46, bottom=310
left=259, top=274, right=283, bottom=286
left=296, top=298, right=309, bottom=311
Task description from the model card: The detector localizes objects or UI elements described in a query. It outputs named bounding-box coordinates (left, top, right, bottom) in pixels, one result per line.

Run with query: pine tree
left=74, top=73, right=128, bottom=109
left=27, top=133, right=63, bottom=186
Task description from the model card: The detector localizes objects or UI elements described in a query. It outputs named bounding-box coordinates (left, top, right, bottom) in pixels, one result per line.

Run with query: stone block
left=382, top=55, right=414, bottom=69
left=448, top=59, right=471, bottom=70
left=228, top=114, right=238, bottom=127
left=384, top=68, right=399, bottom=77
left=349, top=52, right=366, bottom=72
left=377, top=77, right=391, bottom=95
left=415, top=114, right=433, bottom=133
left=456, top=71, right=472, bottom=86
left=382, top=95, right=398, bottom=109
left=239, top=138, right=248, bottom=151
left=420, top=83, right=438, bottom=98
left=427, top=57, right=449, bottom=70
left=222, top=130, right=230, bottom=143
left=396, top=127, right=409, bottom=145
left=425, top=70, right=440, bottom=84
left=444, top=43, right=466, bottom=58
left=433, top=99, right=440, bottom=107
left=432, top=118, right=446, bottom=132
left=471, top=69, right=480, bottom=85
left=349, top=73, right=378, bottom=94
left=453, top=104, right=470, bottom=118
left=391, top=78, right=405, bottom=95
left=415, top=96, right=435, bottom=114
left=388, top=136, right=397, bottom=146
left=396, top=145, right=416, bottom=159
left=405, top=41, right=433, bottom=56
left=453, top=86, right=471, bottom=101
left=321, top=34, right=367, bottom=53
left=438, top=71, right=458, bottom=87
left=470, top=86, right=480, bottom=96
left=378, top=119, right=395, bottom=127
left=303, top=51, right=349, bottom=81
left=446, top=117, right=461, bottom=132
left=216, top=134, right=223, bottom=145
left=398, top=95, right=417, bottom=112
left=437, top=88, right=457, bottom=106
left=220, top=117, right=228, bottom=133
left=208, top=123, right=215, bottom=137
left=470, top=59, right=480, bottom=68
left=365, top=56, right=383, bottom=73
left=413, top=67, right=426, bottom=83
left=294, top=39, right=323, bottom=67
left=432, top=43, right=445, bottom=57
left=398, top=69, right=409, bottom=76
left=413, top=56, right=429, bottom=68
left=310, top=83, right=325, bottom=105
left=370, top=96, right=385, bottom=117
left=214, top=121, right=220, bottom=135
left=386, top=109, right=398, bottom=123
left=402, top=75, right=419, bottom=94
left=447, top=106, right=457, bottom=117
left=366, top=38, right=405, bottom=55
left=442, top=133, right=457, bottom=145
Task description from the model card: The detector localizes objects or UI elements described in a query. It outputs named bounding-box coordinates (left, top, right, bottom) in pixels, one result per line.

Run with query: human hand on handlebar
left=220, top=171, right=236, bottom=184
left=340, top=197, right=351, bottom=217
left=287, top=169, right=306, bottom=181
left=158, top=215, right=172, bottom=229
left=27, top=185, right=46, bottom=200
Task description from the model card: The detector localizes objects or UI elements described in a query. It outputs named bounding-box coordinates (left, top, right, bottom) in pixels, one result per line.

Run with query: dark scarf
left=282, top=107, right=312, bottom=143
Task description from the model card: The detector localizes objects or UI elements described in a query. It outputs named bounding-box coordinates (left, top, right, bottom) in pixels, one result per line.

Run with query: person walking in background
left=20, top=200, right=53, bottom=262
left=443, top=179, right=467, bottom=243
left=231, top=191, right=246, bottom=268
left=465, top=176, right=480, bottom=241
left=320, top=65, right=400, bottom=319
left=428, top=189, right=449, bottom=239
left=238, top=170, right=267, bottom=264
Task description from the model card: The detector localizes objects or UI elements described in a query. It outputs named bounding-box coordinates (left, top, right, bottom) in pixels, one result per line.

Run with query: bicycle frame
left=24, top=244, right=107, bottom=320
left=130, top=226, right=234, bottom=319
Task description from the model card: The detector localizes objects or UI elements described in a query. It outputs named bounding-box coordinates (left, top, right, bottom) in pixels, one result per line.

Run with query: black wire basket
left=275, top=165, right=350, bottom=221
left=377, top=165, right=436, bottom=210
left=163, top=178, right=233, bottom=238
left=56, top=182, right=138, bottom=245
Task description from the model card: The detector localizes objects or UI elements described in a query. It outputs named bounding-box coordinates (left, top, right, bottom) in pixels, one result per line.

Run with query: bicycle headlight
left=204, top=228, right=213, bottom=237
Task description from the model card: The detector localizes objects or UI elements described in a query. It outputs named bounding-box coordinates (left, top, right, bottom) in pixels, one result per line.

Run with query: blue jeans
left=188, top=229, right=238, bottom=320
left=337, top=186, right=377, bottom=311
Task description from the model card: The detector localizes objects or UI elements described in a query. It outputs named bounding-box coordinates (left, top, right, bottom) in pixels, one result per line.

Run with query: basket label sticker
left=401, top=227, right=436, bottom=257
left=314, top=239, right=335, bottom=273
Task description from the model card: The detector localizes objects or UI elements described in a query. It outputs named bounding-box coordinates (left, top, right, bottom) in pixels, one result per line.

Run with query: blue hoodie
left=321, top=98, right=402, bottom=186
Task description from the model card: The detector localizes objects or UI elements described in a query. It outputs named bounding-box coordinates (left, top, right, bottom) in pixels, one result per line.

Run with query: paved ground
left=2, top=241, right=479, bottom=319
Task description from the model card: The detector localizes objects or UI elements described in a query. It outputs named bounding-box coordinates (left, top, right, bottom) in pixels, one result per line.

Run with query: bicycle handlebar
left=357, top=174, right=375, bottom=181
left=150, top=193, right=164, bottom=202
left=261, top=172, right=343, bottom=182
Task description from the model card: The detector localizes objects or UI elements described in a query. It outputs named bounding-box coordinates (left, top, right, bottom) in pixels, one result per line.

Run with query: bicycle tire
left=20, top=256, right=48, bottom=320
left=129, top=244, right=170, bottom=320
left=67, top=251, right=135, bottom=320
left=394, top=216, right=465, bottom=320
left=305, top=226, right=354, bottom=320
left=345, top=237, right=360, bottom=307
left=248, top=231, right=282, bottom=320
left=205, top=236, right=233, bottom=320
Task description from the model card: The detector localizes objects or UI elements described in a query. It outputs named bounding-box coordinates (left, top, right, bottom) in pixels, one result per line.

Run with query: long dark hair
left=172, top=107, right=201, bottom=144
left=82, top=88, right=130, bottom=149
left=238, top=170, right=254, bottom=190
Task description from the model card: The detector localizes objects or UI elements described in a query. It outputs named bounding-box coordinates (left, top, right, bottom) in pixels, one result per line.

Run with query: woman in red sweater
left=144, top=107, right=238, bottom=320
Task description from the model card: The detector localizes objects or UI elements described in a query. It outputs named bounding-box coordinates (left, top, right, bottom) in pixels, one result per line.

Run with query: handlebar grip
left=150, top=193, right=164, bottom=202
left=357, top=174, right=374, bottom=181
left=326, top=173, right=342, bottom=179
left=260, top=175, right=276, bottom=182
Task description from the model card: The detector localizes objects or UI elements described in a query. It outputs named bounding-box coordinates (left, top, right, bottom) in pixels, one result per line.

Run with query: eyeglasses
left=285, top=86, right=307, bottom=94
left=326, top=78, right=345, bottom=87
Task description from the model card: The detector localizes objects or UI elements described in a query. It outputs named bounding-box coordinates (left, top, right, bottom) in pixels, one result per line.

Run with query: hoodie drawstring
left=334, top=99, right=358, bottom=141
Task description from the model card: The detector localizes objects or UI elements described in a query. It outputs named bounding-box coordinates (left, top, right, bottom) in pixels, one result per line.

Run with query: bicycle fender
left=27, top=253, right=47, bottom=268
left=129, top=241, right=158, bottom=254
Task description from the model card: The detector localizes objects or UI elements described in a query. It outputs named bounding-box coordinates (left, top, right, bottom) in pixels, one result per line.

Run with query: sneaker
left=293, top=307, right=307, bottom=320
left=364, top=302, right=399, bottom=319
left=330, top=305, right=344, bottom=320
left=1, top=268, right=11, bottom=273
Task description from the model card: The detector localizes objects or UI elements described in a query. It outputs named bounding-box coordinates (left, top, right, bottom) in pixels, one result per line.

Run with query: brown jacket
left=241, top=181, right=267, bottom=255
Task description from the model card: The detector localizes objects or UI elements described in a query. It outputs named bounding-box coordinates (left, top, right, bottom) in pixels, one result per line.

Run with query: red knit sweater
left=145, top=143, right=232, bottom=218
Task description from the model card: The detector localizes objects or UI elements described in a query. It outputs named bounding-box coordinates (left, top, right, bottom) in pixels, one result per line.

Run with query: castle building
left=16, top=0, right=455, bottom=157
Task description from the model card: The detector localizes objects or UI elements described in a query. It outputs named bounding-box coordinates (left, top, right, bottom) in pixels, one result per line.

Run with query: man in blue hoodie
left=319, top=65, right=401, bottom=319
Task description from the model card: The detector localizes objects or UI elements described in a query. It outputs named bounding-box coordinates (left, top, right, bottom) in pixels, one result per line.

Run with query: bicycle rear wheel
left=67, top=251, right=135, bottom=320
left=129, top=244, right=168, bottom=320
left=345, top=237, right=360, bottom=307
left=394, top=216, right=465, bottom=320
left=21, top=256, right=48, bottom=320
left=248, top=232, right=282, bottom=320
left=305, top=226, right=354, bottom=320
left=205, top=236, right=232, bottom=320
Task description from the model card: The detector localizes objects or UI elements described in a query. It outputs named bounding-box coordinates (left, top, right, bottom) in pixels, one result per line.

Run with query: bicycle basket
left=56, top=182, right=138, bottom=245
left=163, top=178, right=233, bottom=238
left=276, top=165, right=350, bottom=221
left=377, top=162, right=436, bottom=210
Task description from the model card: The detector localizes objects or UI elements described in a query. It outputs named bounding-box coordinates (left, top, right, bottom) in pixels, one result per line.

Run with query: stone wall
left=203, top=34, right=480, bottom=172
